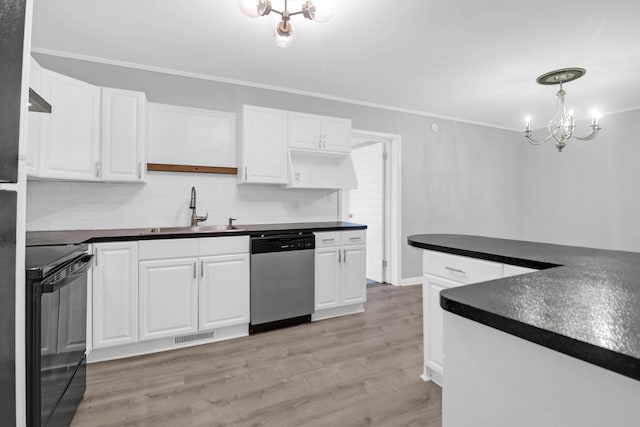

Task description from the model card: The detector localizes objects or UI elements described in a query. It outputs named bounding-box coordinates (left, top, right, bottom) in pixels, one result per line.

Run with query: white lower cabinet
left=89, top=236, right=249, bottom=361
left=423, top=273, right=463, bottom=384
left=313, top=231, right=366, bottom=320
left=92, top=242, right=139, bottom=349
left=422, top=249, right=538, bottom=386
left=138, top=257, right=199, bottom=341
left=199, top=253, right=250, bottom=330
left=341, top=245, right=367, bottom=305
left=314, top=247, right=341, bottom=310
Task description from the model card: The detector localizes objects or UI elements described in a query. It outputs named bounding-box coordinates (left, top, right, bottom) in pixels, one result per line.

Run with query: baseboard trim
left=399, top=276, right=422, bottom=286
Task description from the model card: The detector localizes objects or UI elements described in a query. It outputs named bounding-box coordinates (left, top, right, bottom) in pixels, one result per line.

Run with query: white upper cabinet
left=26, top=63, right=148, bottom=183
left=38, top=69, right=101, bottom=181
left=101, top=88, right=147, bottom=182
left=288, top=112, right=323, bottom=150
left=148, top=103, right=236, bottom=168
left=288, top=111, right=351, bottom=152
left=239, top=105, right=288, bottom=184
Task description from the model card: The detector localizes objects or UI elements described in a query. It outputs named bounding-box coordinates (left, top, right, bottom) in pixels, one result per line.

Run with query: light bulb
left=591, top=109, right=601, bottom=126
left=274, top=22, right=295, bottom=48
left=237, top=0, right=271, bottom=18
left=237, top=0, right=261, bottom=17
left=308, top=0, right=334, bottom=23
left=568, top=109, right=575, bottom=116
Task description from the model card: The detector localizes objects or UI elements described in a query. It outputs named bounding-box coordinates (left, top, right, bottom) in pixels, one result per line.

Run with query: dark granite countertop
left=27, top=222, right=366, bottom=246
left=408, top=234, right=640, bottom=381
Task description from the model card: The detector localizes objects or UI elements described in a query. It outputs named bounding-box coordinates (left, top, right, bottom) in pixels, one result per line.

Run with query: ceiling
left=31, top=0, right=640, bottom=130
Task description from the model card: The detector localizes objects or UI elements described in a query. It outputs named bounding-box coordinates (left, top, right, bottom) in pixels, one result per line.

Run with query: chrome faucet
left=189, top=186, right=208, bottom=227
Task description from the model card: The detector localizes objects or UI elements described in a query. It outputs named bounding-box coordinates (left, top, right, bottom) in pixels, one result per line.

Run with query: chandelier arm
left=525, top=132, right=554, bottom=146
left=271, top=9, right=283, bottom=15
left=289, top=10, right=305, bottom=16
left=572, top=125, right=602, bottom=141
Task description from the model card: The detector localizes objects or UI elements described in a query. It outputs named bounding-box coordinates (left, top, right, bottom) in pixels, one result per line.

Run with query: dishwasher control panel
left=250, top=232, right=315, bottom=254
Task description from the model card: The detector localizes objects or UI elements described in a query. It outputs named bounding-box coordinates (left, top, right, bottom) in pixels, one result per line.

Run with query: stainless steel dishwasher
left=250, top=232, right=315, bottom=334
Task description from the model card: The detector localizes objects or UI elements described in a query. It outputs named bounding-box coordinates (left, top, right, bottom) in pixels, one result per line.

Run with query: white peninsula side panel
left=442, top=312, right=640, bottom=427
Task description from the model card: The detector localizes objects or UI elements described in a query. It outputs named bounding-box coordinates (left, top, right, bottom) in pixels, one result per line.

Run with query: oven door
left=33, top=254, right=92, bottom=426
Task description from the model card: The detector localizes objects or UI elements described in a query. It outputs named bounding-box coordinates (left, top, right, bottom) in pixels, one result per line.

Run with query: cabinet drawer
left=198, top=236, right=249, bottom=256
left=315, top=231, right=341, bottom=247
left=139, top=238, right=198, bottom=260
left=423, top=250, right=503, bottom=284
left=341, top=230, right=366, bottom=246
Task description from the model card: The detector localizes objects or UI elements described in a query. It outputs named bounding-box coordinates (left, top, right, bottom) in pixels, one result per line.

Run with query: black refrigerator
left=1, top=0, right=27, bottom=424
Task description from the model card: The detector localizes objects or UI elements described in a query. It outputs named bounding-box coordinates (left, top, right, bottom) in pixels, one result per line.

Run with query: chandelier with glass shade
left=237, top=0, right=334, bottom=48
left=524, top=68, right=602, bottom=152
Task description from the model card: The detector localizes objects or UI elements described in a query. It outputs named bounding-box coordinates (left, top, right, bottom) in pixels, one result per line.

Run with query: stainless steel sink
left=145, top=225, right=246, bottom=234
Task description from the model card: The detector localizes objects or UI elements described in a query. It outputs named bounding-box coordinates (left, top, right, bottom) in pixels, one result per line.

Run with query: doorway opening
left=341, top=130, right=401, bottom=286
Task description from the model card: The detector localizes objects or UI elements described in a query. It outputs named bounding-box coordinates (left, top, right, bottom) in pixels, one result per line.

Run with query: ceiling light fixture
left=237, top=0, right=334, bottom=48
left=524, top=68, right=601, bottom=152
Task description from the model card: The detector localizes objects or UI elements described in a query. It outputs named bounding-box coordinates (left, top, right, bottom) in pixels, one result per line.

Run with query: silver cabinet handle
left=137, top=162, right=142, bottom=179
left=244, top=166, right=248, bottom=180
left=343, top=249, right=347, bottom=263
left=349, top=237, right=361, bottom=241
left=95, top=161, right=101, bottom=178
left=200, top=260, right=204, bottom=277
left=193, top=262, right=197, bottom=279
left=94, top=251, right=98, bottom=267
left=338, top=249, right=341, bottom=263
left=322, top=238, right=335, bottom=243
left=445, top=266, right=466, bottom=275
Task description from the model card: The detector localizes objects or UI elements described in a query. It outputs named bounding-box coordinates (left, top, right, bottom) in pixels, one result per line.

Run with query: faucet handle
left=228, top=217, right=237, bottom=228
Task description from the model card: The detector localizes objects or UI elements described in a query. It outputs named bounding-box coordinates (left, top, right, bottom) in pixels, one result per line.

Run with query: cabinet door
left=428, top=281, right=445, bottom=373
left=322, top=116, right=351, bottom=152
left=93, top=242, right=139, bottom=349
left=423, top=273, right=463, bottom=382
left=341, top=244, right=366, bottom=305
left=101, top=88, right=146, bottom=182
left=139, top=257, right=198, bottom=341
left=240, top=105, right=288, bottom=184
left=39, top=70, right=101, bottom=180
left=314, top=247, right=341, bottom=310
left=288, top=111, right=323, bottom=150
left=199, top=253, right=250, bottom=331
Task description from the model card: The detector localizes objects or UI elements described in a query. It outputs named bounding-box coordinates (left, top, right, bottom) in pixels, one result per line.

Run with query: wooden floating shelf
left=146, top=163, right=238, bottom=175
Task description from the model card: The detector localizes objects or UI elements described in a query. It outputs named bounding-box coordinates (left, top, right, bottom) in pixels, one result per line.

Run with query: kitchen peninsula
left=408, top=234, right=640, bottom=427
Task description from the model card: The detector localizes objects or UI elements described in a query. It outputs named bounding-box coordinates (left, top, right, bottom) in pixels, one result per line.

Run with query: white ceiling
left=31, top=0, right=640, bottom=130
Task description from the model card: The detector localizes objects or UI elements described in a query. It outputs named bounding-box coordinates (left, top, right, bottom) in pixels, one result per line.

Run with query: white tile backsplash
left=26, top=172, right=338, bottom=231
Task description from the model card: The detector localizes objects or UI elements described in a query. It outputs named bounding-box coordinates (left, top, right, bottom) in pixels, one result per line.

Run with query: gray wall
left=33, top=53, right=525, bottom=280
left=520, top=109, right=640, bottom=252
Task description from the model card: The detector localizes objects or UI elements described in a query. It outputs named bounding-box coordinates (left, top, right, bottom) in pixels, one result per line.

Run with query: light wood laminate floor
left=72, top=284, right=441, bottom=426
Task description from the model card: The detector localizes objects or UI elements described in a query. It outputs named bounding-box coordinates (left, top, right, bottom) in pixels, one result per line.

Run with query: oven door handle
left=41, top=254, right=94, bottom=293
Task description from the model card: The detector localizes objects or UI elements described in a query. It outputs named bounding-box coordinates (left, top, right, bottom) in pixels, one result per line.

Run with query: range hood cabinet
left=287, top=149, right=358, bottom=190
left=28, top=87, right=51, bottom=113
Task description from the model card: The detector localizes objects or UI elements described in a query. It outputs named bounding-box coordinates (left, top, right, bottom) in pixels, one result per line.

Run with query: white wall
left=27, top=172, right=337, bottom=230
left=349, top=141, right=384, bottom=282
left=520, top=109, right=640, bottom=252
left=29, top=53, right=525, bottom=279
